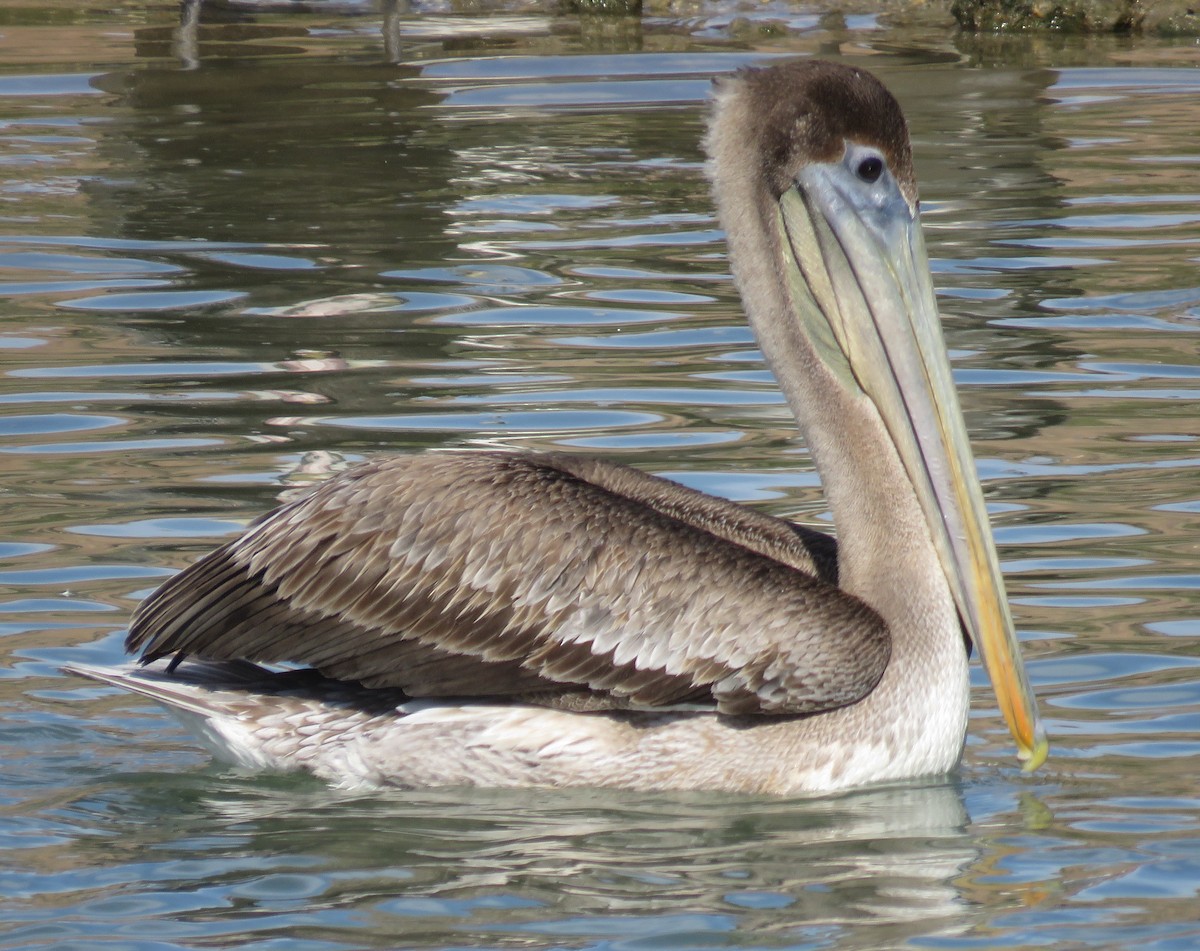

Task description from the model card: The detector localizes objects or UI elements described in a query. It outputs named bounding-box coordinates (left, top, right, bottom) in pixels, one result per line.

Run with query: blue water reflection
left=3, top=4, right=1200, bottom=949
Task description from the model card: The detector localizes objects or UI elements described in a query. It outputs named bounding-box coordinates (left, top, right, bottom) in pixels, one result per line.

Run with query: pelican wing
left=128, top=452, right=889, bottom=715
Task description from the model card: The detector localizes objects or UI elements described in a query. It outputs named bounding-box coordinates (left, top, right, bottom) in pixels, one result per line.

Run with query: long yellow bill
left=776, top=144, right=1047, bottom=771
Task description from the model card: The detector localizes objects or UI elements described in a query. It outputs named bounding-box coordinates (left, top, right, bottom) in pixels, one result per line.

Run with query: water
left=3, top=1, right=1200, bottom=947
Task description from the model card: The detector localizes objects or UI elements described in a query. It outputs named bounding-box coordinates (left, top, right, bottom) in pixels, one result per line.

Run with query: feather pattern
left=128, top=452, right=889, bottom=716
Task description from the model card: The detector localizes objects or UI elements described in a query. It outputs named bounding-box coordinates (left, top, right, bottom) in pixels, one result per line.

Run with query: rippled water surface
left=5, top=2, right=1200, bottom=948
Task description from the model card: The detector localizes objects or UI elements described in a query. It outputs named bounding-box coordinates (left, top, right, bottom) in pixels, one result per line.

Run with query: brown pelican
left=67, top=60, right=1047, bottom=795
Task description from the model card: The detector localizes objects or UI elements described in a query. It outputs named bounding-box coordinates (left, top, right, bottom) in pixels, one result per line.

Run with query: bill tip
left=1018, top=728, right=1049, bottom=773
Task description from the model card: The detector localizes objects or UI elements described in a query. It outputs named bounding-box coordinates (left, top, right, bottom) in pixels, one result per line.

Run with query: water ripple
left=3, top=17, right=1200, bottom=951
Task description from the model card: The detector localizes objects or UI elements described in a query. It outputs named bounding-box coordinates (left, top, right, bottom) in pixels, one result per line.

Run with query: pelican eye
left=856, top=155, right=884, bottom=184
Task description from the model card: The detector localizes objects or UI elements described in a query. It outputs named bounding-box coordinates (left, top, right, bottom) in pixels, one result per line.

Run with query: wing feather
left=127, top=451, right=890, bottom=715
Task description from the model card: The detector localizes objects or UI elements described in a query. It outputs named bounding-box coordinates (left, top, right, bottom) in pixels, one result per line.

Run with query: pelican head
left=708, top=60, right=1047, bottom=771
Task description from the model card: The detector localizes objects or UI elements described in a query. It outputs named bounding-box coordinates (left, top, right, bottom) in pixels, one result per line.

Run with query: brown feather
left=127, top=452, right=889, bottom=715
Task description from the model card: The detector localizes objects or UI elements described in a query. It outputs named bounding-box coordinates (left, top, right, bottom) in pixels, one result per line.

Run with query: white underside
left=69, top=657, right=971, bottom=796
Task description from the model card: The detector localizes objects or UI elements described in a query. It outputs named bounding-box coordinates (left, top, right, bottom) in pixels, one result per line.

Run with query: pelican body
left=68, top=60, right=1046, bottom=795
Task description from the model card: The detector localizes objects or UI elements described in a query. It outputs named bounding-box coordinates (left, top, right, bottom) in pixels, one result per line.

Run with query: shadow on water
left=39, top=771, right=1016, bottom=948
